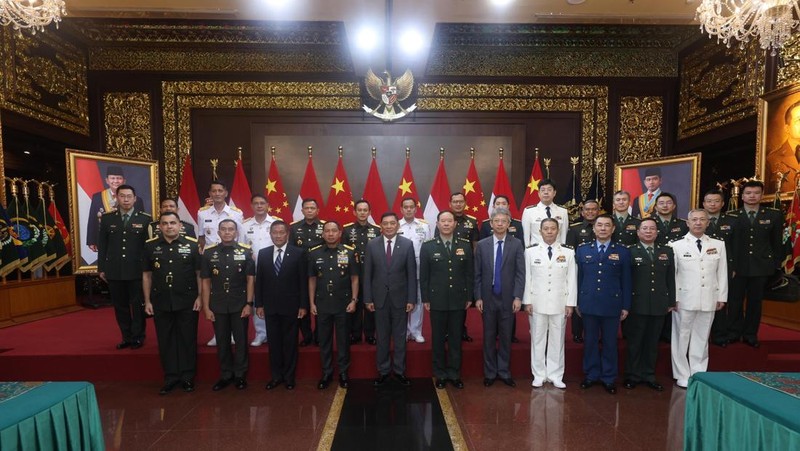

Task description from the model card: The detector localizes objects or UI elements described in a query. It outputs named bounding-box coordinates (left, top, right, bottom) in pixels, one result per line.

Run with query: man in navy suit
left=576, top=214, right=632, bottom=394
left=474, top=207, right=525, bottom=388
left=364, top=212, right=417, bottom=387
left=255, top=220, right=308, bottom=391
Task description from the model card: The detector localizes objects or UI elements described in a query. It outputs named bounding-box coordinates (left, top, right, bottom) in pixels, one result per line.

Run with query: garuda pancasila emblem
left=363, top=69, right=417, bottom=121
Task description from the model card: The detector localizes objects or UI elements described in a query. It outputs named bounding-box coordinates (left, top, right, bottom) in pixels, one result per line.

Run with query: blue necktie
left=548, top=246, right=553, bottom=260
left=275, top=248, right=282, bottom=276
left=493, top=240, right=503, bottom=296
left=598, top=243, right=606, bottom=257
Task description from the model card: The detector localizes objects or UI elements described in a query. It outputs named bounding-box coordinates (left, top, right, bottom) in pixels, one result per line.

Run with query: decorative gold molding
left=619, top=96, right=663, bottom=162
left=0, top=115, right=4, bottom=206
left=677, top=39, right=763, bottom=140
left=779, top=33, right=800, bottom=89
left=0, top=28, right=89, bottom=136
left=417, top=83, right=608, bottom=195
left=103, top=92, right=153, bottom=159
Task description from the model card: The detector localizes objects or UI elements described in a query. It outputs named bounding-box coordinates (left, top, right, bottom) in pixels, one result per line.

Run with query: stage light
left=354, top=26, right=379, bottom=53
left=261, top=0, right=289, bottom=9
left=490, top=0, right=514, bottom=6
left=399, top=28, right=425, bottom=56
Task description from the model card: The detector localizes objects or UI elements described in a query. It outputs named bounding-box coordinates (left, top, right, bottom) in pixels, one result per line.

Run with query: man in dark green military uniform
left=143, top=212, right=201, bottom=395
left=147, top=198, right=196, bottom=239
left=703, top=189, right=736, bottom=347
left=201, top=219, right=255, bottom=391
left=611, top=190, right=641, bottom=246
left=421, top=210, right=474, bottom=390
left=97, top=184, right=151, bottom=350
left=623, top=218, right=675, bottom=392
left=653, top=193, right=688, bottom=247
left=290, top=198, right=325, bottom=346
left=480, top=195, right=523, bottom=241
left=343, top=199, right=380, bottom=345
left=309, top=221, right=359, bottom=389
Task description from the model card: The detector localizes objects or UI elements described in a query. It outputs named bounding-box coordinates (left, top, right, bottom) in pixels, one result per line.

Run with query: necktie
left=445, top=241, right=451, bottom=255
left=748, top=210, right=756, bottom=224
left=647, top=193, right=653, bottom=201
left=548, top=246, right=553, bottom=260
left=386, top=240, right=393, bottom=266
left=696, top=239, right=702, bottom=253
left=493, top=240, right=503, bottom=296
left=795, top=144, right=800, bottom=162
left=122, top=213, right=129, bottom=226
left=710, top=217, right=717, bottom=227
left=617, top=216, right=624, bottom=227
left=275, top=248, right=282, bottom=275
left=598, top=243, right=606, bottom=256
left=545, top=206, right=552, bottom=218
left=646, top=246, right=654, bottom=261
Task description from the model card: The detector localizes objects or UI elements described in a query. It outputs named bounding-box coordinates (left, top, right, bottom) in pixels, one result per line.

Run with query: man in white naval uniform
left=197, top=180, right=245, bottom=346
left=521, top=179, right=568, bottom=247
left=523, top=218, right=576, bottom=389
left=398, top=197, right=431, bottom=343
left=668, top=209, right=728, bottom=389
left=242, top=194, right=276, bottom=346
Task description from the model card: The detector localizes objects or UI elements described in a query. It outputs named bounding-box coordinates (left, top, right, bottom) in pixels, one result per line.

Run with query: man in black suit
left=255, top=220, right=308, bottom=390
left=364, top=212, right=417, bottom=387
left=475, top=207, right=525, bottom=388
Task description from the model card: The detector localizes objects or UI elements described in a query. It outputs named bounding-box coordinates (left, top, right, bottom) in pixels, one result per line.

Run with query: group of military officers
left=96, top=174, right=782, bottom=394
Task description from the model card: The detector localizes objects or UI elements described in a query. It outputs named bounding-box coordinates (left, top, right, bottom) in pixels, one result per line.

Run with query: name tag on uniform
left=508, top=226, right=517, bottom=233
left=533, top=258, right=542, bottom=264
left=556, top=255, right=566, bottom=262
left=234, top=254, right=246, bottom=261
left=455, top=248, right=465, bottom=256
left=132, top=223, right=143, bottom=228
left=683, top=252, right=692, bottom=258
left=658, top=253, right=669, bottom=260
left=634, top=256, right=643, bottom=263
left=337, top=254, right=349, bottom=265
left=671, top=227, right=682, bottom=232
left=608, top=253, right=619, bottom=261
left=706, top=248, right=718, bottom=255
left=721, top=225, right=731, bottom=231
left=626, top=225, right=636, bottom=231
left=205, top=219, right=212, bottom=222
left=178, top=247, right=191, bottom=254
left=759, top=219, right=771, bottom=225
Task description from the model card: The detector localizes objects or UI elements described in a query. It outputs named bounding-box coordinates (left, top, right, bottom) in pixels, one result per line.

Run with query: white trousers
left=407, top=283, right=424, bottom=338
left=529, top=312, right=566, bottom=382
left=253, top=315, right=267, bottom=340
left=671, top=309, right=713, bottom=383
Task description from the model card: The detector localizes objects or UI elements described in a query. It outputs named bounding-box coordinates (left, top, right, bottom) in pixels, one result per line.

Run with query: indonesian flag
left=391, top=156, right=423, bottom=218
left=265, top=152, right=292, bottom=223
left=784, top=189, right=800, bottom=273
left=620, top=169, right=644, bottom=212
left=293, top=153, right=325, bottom=221
left=177, top=154, right=201, bottom=232
left=363, top=154, right=389, bottom=223
left=423, top=156, right=451, bottom=226
left=519, top=152, right=544, bottom=209
left=488, top=156, right=520, bottom=219
left=462, top=156, right=488, bottom=223
left=75, top=157, right=106, bottom=264
left=324, top=153, right=356, bottom=225
left=229, top=157, right=254, bottom=218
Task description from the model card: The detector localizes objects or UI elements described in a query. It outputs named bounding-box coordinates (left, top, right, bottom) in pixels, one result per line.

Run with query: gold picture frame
left=613, top=153, right=702, bottom=219
left=756, top=82, right=800, bottom=201
left=66, top=149, right=159, bottom=274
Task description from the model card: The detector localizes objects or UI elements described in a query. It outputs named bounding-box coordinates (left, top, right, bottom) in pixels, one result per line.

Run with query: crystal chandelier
left=696, top=0, right=800, bottom=55
left=0, top=0, right=67, bottom=34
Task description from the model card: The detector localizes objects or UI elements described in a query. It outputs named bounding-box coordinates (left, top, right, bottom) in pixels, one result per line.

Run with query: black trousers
left=299, top=314, right=314, bottom=344
left=153, top=308, right=198, bottom=383
left=266, top=313, right=300, bottom=383
left=623, top=313, right=664, bottom=383
left=571, top=313, right=584, bottom=338
left=349, top=288, right=375, bottom=340
left=107, top=279, right=146, bottom=343
left=212, top=311, right=249, bottom=379
left=317, top=310, right=350, bottom=377
left=431, top=309, right=466, bottom=380
left=728, top=275, right=768, bottom=341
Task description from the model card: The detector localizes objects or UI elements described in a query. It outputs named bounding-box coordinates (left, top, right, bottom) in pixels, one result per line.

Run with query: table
left=685, top=372, right=800, bottom=450
left=0, top=381, right=104, bottom=450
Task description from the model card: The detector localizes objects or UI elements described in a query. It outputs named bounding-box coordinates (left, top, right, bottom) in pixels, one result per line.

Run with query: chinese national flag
left=519, top=153, right=544, bottom=209
left=423, top=156, right=451, bottom=226
left=784, top=189, right=800, bottom=273
left=229, top=157, right=254, bottom=218
left=265, top=153, right=292, bottom=223
left=363, top=155, right=389, bottom=223
left=462, top=157, right=488, bottom=223
left=391, top=157, right=423, bottom=218
left=177, top=155, right=201, bottom=232
left=489, top=156, right=520, bottom=219
left=293, top=153, right=325, bottom=221
left=324, top=155, right=355, bottom=225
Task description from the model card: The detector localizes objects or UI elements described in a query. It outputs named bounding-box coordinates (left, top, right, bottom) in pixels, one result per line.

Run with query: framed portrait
left=613, top=153, right=701, bottom=219
left=757, top=82, right=800, bottom=200
left=66, top=149, right=158, bottom=274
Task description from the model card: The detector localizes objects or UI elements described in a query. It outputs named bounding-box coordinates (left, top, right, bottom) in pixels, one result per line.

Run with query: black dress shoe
left=339, top=375, right=349, bottom=389
left=461, top=333, right=473, bottom=342
left=317, top=376, right=332, bottom=390
left=501, top=378, right=516, bottom=387
left=182, top=380, right=195, bottom=392
left=604, top=383, right=617, bottom=394
left=350, top=336, right=361, bottom=345
left=130, top=340, right=144, bottom=350
left=116, top=341, right=131, bottom=350
left=395, top=373, right=412, bottom=386
left=451, top=379, right=465, bottom=389
left=580, top=379, right=596, bottom=389
left=743, top=338, right=760, bottom=348
left=265, top=379, right=284, bottom=390
left=645, top=381, right=664, bottom=392
left=299, top=340, right=311, bottom=347
left=711, top=338, right=728, bottom=348
left=483, top=378, right=495, bottom=387
left=623, top=379, right=637, bottom=389
left=435, top=379, right=447, bottom=389
left=572, top=335, right=584, bottom=344
left=511, top=336, right=520, bottom=343
left=159, top=380, right=180, bottom=395
left=373, top=374, right=389, bottom=387
left=286, top=382, right=295, bottom=390
left=212, top=378, right=232, bottom=391
left=235, top=378, right=247, bottom=390
left=366, top=337, right=377, bottom=345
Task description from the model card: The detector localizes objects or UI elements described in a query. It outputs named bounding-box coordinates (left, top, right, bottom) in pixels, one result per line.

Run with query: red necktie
left=647, top=193, right=653, bottom=201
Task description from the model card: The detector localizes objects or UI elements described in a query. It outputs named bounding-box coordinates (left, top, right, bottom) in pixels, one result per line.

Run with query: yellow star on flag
left=528, top=176, right=540, bottom=194
left=275, top=207, right=282, bottom=213
left=335, top=205, right=342, bottom=212
left=343, top=206, right=349, bottom=212
left=265, top=179, right=277, bottom=195
left=282, top=201, right=289, bottom=207
left=463, top=179, right=476, bottom=195
left=398, top=178, right=413, bottom=196
left=331, top=178, right=345, bottom=195
left=480, top=200, right=486, bottom=207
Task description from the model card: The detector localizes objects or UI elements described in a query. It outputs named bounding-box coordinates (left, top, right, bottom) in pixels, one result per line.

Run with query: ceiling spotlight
left=23, top=150, right=31, bottom=155
left=490, top=0, right=514, bottom=5
left=354, top=26, right=379, bottom=53
left=399, top=28, right=425, bottom=56
left=261, top=0, right=289, bottom=9
left=566, top=0, right=586, bottom=4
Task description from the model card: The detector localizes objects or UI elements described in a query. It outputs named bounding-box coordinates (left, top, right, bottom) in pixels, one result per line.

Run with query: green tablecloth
left=0, top=381, right=105, bottom=450
left=685, top=372, right=800, bottom=451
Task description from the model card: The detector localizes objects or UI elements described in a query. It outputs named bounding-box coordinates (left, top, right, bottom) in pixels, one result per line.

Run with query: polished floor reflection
left=95, top=378, right=686, bottom=450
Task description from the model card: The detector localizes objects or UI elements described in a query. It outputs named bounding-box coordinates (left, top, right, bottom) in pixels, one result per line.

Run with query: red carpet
left=1, top=307, right=799, bottom=382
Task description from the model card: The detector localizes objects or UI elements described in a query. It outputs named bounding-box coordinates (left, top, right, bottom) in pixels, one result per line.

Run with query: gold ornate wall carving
left=778, top=33, right=800, bottom=88
left=678, top=39, right=763, bottom=140
left=162, top=81, right=361, bottom=196
left=103, top=92, right=153, bottom=159
left=619, top=96, right=663, bottom=162
left=417, top=83, right=608, bottom=194
left=0, top=28, right=89, bottom=135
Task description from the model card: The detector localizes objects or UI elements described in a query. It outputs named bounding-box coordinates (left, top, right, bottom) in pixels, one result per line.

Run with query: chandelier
left=696, top=0, right=800, bottom=55
left=0, top=0, right=66, bottom=34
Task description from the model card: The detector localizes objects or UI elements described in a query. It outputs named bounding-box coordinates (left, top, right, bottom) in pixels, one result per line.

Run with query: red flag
left=519, top=152, right=544, bottom=209
left=489, top=155, right=520, bottom=219
left=391, top=155, right=423, bottom=218
left=462, top=155, right=488, bottom=223
left=324, top=152, right=356, bottom=225
left=293, top=152, right=325, bottom=221
left=230, top=157, right=254, bottom=218
left=47, top=201, right=71, bottom=257
left=784, top=190, right=800, bottom=273
left=177, top=154, right=201, bottom=232
left=363, top=153, right=389, bottom=223
left=423, top=155, right=451, bottom=226
left=265, top=152, right=292, bottom=223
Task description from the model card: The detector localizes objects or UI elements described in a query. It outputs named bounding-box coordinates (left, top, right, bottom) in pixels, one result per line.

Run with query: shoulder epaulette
left=343, top=222, right=355, bottom=228
left=458, top=237, right=470, bottom=243
left=530, top=243, right=540, bottom=248
left=677, top=218, right=687, bottom=222
left=525, top=204, right=535, bottom=209
left=271, top=215, right=281, bottom=221
left=562, top=244, right=574, bottom=250
left=343, top=244, right=355, bottom=251
left=238, top=243, right=251, bottom=249
left=424, top=238, right=437, bottom=243
left=184, top=236, right=198, bottom=243
left=229, top=205, right=242, bottom=213
left=569, top=221, right=583, bottom=227
left=199, top=205, right=212, bottom=211
left=204, top=243, right=218, bottom=250
left=669, top=237, right=682, bottom=243
left=578, top=242, right=591, bottom=247
left=138, top=211, right=151, bottom=217
left=465, top=214, right=476, bottom=220
left=146, top=236, right=159, bottom=243
left=726, top=211, right=740, bottom=217
left=320, top=219, right=327, bottom=223
left=290, top=219, right=302, bottom=225
left=243, top=216, right=254, bottom=223
left=766, top=207, right=781, bottom=212
left=418, top=218, right=428, bottom=223
left=309, top=244, right=323, bottom=252
left=102, top=211, right=116, bottom=216
left=482, top=218, right=491, bottom=224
